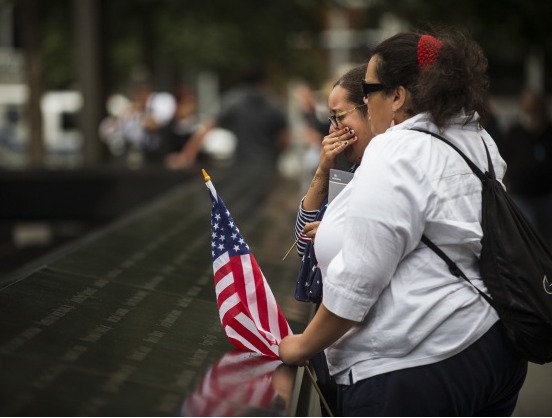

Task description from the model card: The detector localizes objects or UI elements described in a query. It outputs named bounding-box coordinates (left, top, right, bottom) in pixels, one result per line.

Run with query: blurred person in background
left=293, top=82, right=331, bottom=182
left=99, top=79, right=176, bottom=167
left=483, top=94, right=506, bottom=151
left=165, top=87, right=200, bottom=154
left=165, top=65, right=290, bottom=175
left=503, top=89, right=552, bottom=246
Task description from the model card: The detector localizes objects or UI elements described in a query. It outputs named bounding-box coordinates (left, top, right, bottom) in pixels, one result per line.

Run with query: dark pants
left=311, top=351, right=339, bottom=416
left=337, top=322, right=528, bottom=416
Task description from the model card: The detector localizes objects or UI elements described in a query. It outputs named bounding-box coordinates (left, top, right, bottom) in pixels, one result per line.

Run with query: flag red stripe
left=278, top=304, right=292, bottom=340
left=229, top=256, right=249, bottom=313
left=249, top=254, right=271, bottom=332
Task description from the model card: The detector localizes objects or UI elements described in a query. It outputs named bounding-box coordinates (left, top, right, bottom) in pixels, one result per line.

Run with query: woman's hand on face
left=279, top=335, right=309, bottom=366
left=319, top=128, right=358, bottom=173
left=302, top=221, right=320, bottom=242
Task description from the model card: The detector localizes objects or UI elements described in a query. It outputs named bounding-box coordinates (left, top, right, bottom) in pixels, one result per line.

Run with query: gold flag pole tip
left=202, top=169, right=210, bottom=182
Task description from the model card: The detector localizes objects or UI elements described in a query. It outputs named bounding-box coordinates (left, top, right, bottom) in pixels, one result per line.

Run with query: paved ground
left=514, top=362, right=552, bottom=416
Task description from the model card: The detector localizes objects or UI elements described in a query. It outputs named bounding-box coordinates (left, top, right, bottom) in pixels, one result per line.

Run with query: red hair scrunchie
left=417, top=34, right=443, bottom=69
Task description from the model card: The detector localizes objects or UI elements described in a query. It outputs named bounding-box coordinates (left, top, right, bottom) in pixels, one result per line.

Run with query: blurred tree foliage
left=363, top=0, right=552, bottom=93
left=10, top=0, right=552, bottom=95
left=379, top=0, right=552, bottom=64
left=34, top=0, right=332, bottom=94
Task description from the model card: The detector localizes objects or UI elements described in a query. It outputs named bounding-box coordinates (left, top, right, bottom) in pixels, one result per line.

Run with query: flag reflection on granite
left=181, top=349, right=294, bottom=416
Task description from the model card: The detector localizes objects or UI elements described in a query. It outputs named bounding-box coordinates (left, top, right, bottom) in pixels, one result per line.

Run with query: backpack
left=412, top=128, right=552, bottom=364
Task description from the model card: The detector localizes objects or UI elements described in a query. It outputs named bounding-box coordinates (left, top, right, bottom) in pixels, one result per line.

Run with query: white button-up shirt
left=315, top=112, right=504, bottom=384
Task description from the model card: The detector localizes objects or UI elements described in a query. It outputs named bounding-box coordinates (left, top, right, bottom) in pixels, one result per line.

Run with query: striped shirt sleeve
left=294, top=196, right=319, bottom=257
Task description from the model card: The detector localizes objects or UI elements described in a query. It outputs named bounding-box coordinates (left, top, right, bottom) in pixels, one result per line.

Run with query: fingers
left=302, top=221, right=320, bottom=240
left=318, top=127, right=357, bottom=172
left=322, top=128, right=358, bottom=153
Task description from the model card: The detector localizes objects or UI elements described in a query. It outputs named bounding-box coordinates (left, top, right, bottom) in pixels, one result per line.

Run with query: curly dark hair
left=334, top=63, right=368, bottom=118
left=372, top=28, right=489, bottom=130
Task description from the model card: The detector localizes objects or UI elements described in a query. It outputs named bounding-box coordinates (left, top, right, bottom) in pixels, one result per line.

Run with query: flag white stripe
left=240, top=254, right=262, bottom=327
left=263, top=278, right=282, bottom=342
left=213, top=252, right=230, bottom=275
left=218, top=292, right=240, bottom=321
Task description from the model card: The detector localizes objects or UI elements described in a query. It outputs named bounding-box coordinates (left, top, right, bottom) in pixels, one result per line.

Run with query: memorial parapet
left=0, top=166, right=312, bottom=416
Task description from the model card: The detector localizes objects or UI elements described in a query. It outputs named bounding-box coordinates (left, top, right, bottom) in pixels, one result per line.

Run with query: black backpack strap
left=421, top=235, right=465, bottom=278
left=481, top=137, right=496, bottom=180
left=412, top=127, right=495, bottom=306
left=421, top=234, right=494, bottom=305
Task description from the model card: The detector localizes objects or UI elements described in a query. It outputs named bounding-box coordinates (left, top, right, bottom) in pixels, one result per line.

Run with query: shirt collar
left=387, top=111, right=481, bottom=133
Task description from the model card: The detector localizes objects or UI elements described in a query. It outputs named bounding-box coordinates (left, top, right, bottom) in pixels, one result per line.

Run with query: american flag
left=203, top=170, right=292, bottom=359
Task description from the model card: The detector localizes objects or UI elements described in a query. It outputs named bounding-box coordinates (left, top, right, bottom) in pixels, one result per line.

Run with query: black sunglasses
left=361, top=80, right=385, bottom=98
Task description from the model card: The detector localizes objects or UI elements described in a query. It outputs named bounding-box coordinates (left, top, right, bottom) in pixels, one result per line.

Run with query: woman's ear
left=391, top=86, right=408, bottom=113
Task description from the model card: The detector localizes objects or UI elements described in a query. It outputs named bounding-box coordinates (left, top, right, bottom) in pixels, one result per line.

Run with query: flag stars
left=210, top=201, right=251, bottom=258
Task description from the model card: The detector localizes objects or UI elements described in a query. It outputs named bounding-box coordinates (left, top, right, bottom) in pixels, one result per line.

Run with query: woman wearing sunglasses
left=280, top=29, right=527, bottom=416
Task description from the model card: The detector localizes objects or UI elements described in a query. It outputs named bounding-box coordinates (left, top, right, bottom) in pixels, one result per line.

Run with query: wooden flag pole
left=304, top=365, right=334, bottom=417
left=282, top=237, right=299, bottom=261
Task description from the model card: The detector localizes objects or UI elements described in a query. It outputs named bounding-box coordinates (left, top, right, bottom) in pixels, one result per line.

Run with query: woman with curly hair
left=279, top=29, right=528, bottom=416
